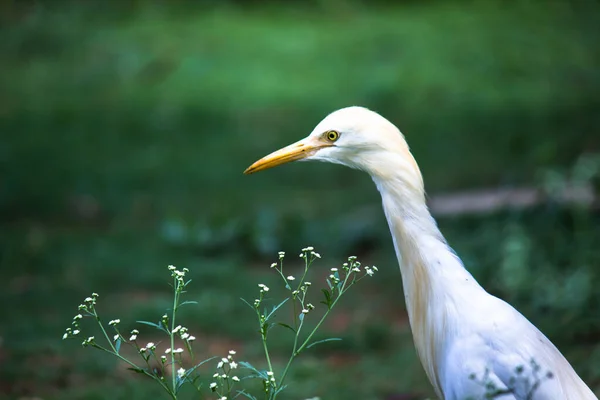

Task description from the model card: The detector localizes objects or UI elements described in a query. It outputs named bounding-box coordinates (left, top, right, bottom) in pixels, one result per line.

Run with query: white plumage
left=245, top=106, right=597, bottom=399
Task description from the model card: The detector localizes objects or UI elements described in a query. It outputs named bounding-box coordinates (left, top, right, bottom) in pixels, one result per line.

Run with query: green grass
left=1, top=1, right=600, bottom=398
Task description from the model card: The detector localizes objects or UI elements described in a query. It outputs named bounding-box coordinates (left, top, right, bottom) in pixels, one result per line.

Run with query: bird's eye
left=325, top=130, right=340, bottom=142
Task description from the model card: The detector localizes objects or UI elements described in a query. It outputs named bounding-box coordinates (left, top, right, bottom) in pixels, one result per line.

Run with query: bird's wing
left=441, top=295, right=597, bottom=400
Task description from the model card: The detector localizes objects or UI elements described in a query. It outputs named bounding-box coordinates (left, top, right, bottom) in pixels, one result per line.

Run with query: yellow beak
left=244, top=138, right=331, bottom=175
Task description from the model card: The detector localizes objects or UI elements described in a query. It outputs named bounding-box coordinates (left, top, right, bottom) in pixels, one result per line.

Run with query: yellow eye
left=325, top=130, right=340, bottom=142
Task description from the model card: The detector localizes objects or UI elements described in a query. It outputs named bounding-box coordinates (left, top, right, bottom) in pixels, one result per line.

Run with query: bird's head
left=244, top=106, right=423, bottom=191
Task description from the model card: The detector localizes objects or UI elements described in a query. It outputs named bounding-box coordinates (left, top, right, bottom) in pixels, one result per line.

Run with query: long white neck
left=371, top=154, right=482, bottom=396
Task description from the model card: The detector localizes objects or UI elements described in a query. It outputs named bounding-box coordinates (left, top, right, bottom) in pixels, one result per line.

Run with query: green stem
left=276, top=274, right=353, bottom=395
left=92, top=338, right=175, bottom=398
left=260, top=312, right=274, bottom=375
left=170, top=277, right=180, bottom=392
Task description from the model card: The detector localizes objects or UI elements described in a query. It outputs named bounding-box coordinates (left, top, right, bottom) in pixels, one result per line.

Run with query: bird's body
left=244, top=107, right=597, bottom=399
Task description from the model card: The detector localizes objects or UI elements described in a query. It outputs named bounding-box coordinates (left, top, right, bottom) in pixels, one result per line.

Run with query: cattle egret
left=244, top=107, right=597, bottom=399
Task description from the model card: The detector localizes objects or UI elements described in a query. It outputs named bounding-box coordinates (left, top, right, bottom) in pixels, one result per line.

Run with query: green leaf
left=240, top=298, right=255, bottom=310
left=179, top=300, right=198, bottom=307
left=321, top=288, right=332, bottom=309
left=266, top=298, right=289, bottom=320
left=277, top=322, right=296, bottom=333
left=136, top=320, right=169, bottom=333
left=236, top=389, right=258, bottom=400
left=298, top=313, right=304, bottom=322
left=274, top=385, right=288, bottom=396
left=136, top=320, right=160, bottom=328
left=306, top=337, right=342, bottom=349
left=239, top=361, right=269, bottom=380
left=128, top=367, right=146, bottom=374
left=115, top=337, right=121, bottom=354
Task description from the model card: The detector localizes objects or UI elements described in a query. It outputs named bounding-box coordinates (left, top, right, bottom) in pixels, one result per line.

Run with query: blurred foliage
left=1, top=0, right=599, bottom=399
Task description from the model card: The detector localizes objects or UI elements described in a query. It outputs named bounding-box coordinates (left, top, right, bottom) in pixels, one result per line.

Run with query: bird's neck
left=373, top=168, right=480, bottom=395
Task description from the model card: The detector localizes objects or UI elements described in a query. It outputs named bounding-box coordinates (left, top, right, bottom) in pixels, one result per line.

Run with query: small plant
left=62, top=247, right=377, bottom=399
left=238, top=247, right=377, bottom=399
left=467, top=359, right=554, bottom=400
left=62, top=266, right=214, bottom=399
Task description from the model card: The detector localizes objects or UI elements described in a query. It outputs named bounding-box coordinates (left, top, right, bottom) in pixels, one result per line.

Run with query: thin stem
left=276, top=272, right=353, bottom=394
left=93, top=308, right=117, bottom=353
left=260, top=309, right=274, bottom=375
left=170, top=276, right=180, bottom=392
left=91, top=343, right=175, bottom=398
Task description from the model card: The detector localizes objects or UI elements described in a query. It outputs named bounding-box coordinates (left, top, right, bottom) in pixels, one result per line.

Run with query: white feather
left=305, top=106, right=597, bottom=400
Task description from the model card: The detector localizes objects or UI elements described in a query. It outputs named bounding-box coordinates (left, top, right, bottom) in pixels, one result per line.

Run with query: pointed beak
left=244, top=138, right=331, bottom=175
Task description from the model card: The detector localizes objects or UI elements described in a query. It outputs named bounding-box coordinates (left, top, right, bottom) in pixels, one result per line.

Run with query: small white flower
left=270, top=263, right=277, bottom=268
left=232, top=376, right=240, bottom=382
left=278, top=251, right=285, bottom=258
left=352, top=267, right=360, bottom=272
left=108, top=319, right=120, bottom=326
left=131, top=329, right=139, bottom=334
left=267, top=371, right=274, bottom=376
left=219, top=397, right=227, bottom=400
left=172, top=348, right=184, bottom=354
left=187, top=335, right=196, bottom=341
left=262, top=286, right=270, bottom=292
left=84, top=297, right=93, bottom=302
left=73, top=314, right=82, bottom=320
left=161, top=355, right=167, bottom=362
left=62, top=333, right=68, bottom=340
left=177, top=367, right=186, bottom=378
left=229, top=350, right=236, bottom=355
left=373, top=266, right=378, bottom=271
left=181, top=332, right=189, bottom=340
left=330, top=268, right=338, bottom=272
left=92, top=292, right=99, bottom=297
left=210, top=382, right=218, bottom=390
left=113, top=334, right=119, bottom=341
left=73, top=329, right=80, bottom=335
left=168, top=265, right=176, bottom=271
left=165, top=348, right=172, bottom=354
left=217, top=361, right=224, bottom=369
left=329, top=274, right=336, bottom=279
left=221, top=373, right=227, bottom=378
left=172, top=325, right=182, bottom=333
left=221, top=357, right=229, bottom=363
left=146, top=342, right=155, bottom=349
left=140, top=347, right=147, bottom=353
left=286, top=276, right=295, bottom=281
left=365, top=268, right=374, bottom=276
left=230, top=361, right=238, bottom=369
left=306, top=246, right=314, bottom=251
left=304, top=281, right=312, bottom=286
left=312, top=252, right=321, bottom=258
left=302, top=309, right=309, bottom=314
left=129, top=334, right=137, bottom=341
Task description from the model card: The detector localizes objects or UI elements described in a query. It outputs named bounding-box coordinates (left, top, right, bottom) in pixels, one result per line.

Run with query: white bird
left=244, top=107, right=597, bottom=400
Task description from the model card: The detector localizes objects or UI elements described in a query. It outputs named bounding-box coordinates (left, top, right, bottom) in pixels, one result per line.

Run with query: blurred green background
left=1, top=0, right=600, bottom=399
